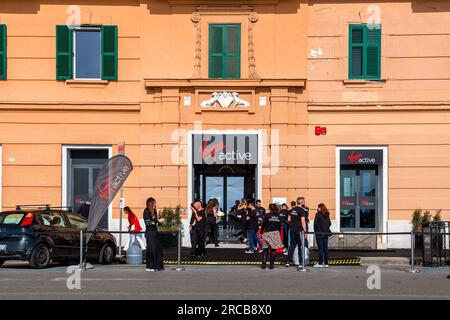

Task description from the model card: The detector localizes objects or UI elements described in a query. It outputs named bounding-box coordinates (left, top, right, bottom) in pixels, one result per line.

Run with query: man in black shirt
left=189, top=199, right=206, bottom=257
left=285, top=197, right=308, bottom=268
left=245, top=201, right=262, bottom=253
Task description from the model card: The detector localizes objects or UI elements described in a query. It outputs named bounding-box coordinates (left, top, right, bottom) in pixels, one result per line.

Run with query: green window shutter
left=224, top=25, right=240, bottom=79
left=56, top=25, right=73, bottom=80
left=349, top=24, right=381, bottom=79
left=209, top=24, right=224, bottom=78
left=366, top=25, right=381, bottom=79
left=209, top=24, right=240, bottom=79
left=101, top=25, right=118, bottom=80
left=0, top=25, right=7, bottom=80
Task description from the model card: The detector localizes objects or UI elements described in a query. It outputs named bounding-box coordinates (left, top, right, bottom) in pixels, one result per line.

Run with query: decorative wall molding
left=190, top=8, right=259, bottom=78
left=200, top=91, right=250, bottom=108
left=191, top=12, right=202, bottom=78
left=248, top=12, right=259, bottom=79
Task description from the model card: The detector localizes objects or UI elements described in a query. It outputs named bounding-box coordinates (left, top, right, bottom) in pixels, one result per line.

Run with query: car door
left=36, top=211, right=72, bottom=258
left=65, top=212, right=100, bottom=259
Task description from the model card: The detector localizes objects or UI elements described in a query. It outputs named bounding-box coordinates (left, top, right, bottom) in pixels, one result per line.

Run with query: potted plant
left=412, top=209, right=424, bottom=259
left=158, top=206, right=183, bottom=248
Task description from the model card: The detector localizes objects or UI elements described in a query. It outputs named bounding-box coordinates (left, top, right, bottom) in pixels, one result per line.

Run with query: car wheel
left=0, top=259, right=5, bottom=267
left=99, top=243, right=115, bottom=265
left=29, top=244, right=51, bottom=269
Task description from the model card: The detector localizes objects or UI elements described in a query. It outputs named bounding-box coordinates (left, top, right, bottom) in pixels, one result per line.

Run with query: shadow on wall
left=143, top=0, right=302, bottom=15
left=0, top=0, right=141, bottom=14
left=411, top=0, right=450, bottom=12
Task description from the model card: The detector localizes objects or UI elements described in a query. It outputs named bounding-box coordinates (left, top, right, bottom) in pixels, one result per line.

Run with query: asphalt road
left=0, top=262, right=449, bottom=300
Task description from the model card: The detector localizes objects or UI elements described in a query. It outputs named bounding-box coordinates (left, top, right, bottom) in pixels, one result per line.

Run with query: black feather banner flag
left=87, top=155, right=133, bottom=243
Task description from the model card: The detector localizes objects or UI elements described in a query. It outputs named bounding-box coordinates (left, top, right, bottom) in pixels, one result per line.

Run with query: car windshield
left=0, top=212, right=26, bottom=225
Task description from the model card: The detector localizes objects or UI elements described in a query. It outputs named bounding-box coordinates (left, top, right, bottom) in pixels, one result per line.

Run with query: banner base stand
left=77, top=262, right=95, bottom=271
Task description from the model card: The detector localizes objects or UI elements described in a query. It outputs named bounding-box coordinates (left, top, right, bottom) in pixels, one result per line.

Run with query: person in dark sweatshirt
left=260, top=203, right=284, bottom=269
left=314, top=203, right=332, bottom=268
left=143, top=197, right=165, bottom=271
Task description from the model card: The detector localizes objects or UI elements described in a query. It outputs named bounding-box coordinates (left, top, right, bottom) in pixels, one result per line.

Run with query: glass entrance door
left=340, top=166, right=378, bottom=230
left=204, top=176, right=244, bottom=215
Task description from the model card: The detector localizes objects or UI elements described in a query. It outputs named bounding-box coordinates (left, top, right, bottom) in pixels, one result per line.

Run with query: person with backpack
left=314, top=203, right=332, bottom=268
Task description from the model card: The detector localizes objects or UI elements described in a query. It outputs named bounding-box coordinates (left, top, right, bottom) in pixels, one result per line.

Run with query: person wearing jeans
left=314, top=203, right=332, bottom=268
left=245, top=201, right=261, bottom=253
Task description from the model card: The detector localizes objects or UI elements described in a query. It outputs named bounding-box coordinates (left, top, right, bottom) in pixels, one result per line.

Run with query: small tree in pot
left=158, top=206, right=183, bottom=247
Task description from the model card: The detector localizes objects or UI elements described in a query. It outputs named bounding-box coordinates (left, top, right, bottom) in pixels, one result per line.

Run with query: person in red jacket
left=124, top=206, right=146, bottom=251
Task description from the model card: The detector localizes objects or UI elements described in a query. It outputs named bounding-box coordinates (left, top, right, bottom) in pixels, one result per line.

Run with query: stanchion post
left=298, top=231, right=307, bottom=272
left=174, top=224, right=185, bottom=271
left=409, top=230, right=419, bottom=273
left=79, top=229, right=83, bottom=269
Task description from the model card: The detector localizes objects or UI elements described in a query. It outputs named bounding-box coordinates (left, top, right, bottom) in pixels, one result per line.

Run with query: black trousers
left=191, top=225, right=206, bottom=255
left=287, top=229, right=302, bottom=264
left=206, top=218, right=219, bottom=245
left=145, top=230, right=164, bottom=270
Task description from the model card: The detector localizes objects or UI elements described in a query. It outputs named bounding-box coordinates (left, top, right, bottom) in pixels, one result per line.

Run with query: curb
left=360, top=257, right=410, bottom=266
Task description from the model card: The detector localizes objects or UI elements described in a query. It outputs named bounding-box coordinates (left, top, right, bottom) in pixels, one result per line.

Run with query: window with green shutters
left=349, top=24, right=381, bottom=79
left=209, top=24, right=241, bottom=79
left=56, top=25, right=118, bottom=80
left=0, top=25, right=7, bottom=80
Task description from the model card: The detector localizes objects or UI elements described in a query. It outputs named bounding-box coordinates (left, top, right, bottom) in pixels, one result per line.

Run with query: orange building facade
left=0, top=0, right=450, bottom=248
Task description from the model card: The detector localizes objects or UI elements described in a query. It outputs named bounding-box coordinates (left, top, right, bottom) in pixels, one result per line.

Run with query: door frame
left=335, top=146, right=388, bottom=234
left=62, top=145, right=113, bottom=229
left=186, top=130, right=262, bottom=246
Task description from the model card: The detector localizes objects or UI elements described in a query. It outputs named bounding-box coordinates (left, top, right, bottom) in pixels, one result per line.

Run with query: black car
left=0, top=206, right=117, bottom=269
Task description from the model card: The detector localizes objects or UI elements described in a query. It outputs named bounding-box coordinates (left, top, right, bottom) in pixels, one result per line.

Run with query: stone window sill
left=65, top=79, right=109, bottom=86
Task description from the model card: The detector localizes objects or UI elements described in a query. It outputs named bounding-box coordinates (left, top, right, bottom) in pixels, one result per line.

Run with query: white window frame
left=62, top=145, right=112, bottom=228
left=73, top=26, right=102, bottom=81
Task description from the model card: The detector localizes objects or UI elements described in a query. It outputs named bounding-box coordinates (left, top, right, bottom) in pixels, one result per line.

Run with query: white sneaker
left=145, top=268, right=156, bottom=272
left=257, top=249, right=263, bottom=253
left=245, top=250, right=254, bottom=254
left=313, top=264, right=324, bottom=268
left=324, top=264, right=330, bottom=268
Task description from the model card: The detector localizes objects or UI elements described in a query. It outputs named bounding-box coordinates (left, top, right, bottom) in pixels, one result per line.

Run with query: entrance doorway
left=340, top=165, right=378, bottom=230
left=65, top=148, right=110, bottom=229
left=193, top=164, right=257, bottom=243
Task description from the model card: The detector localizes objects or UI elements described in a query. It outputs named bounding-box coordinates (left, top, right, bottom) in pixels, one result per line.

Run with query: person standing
left=77, top=199, right=91, bottom=220
left=260, top=204, right=284, bottom=269
left=279, top=203, right=290, bottom=253
left=285, top=197, right=308, bottom=268
left=245, top=201, right=263, bottom=253
left=206, top=199, right=219, bottom=247
left=189, top=199, right=206, bottom=257
left=123, top=206, right=146, bottom=251
left=143, top=197, right=165, bottom=271
left=255, top=199, right=266, bottom=251
left=314, top=203, right=332, bottom=268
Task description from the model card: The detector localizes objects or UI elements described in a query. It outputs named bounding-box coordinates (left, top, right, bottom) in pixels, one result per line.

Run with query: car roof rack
left=15, top=204, right=51, bottom=210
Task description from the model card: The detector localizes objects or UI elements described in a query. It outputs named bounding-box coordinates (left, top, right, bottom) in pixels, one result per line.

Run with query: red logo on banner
left=97, top=178, right=111, bottom=199
left=348, top=151, right=363, bottom=164
left=199, top=140, right=226, bottom=162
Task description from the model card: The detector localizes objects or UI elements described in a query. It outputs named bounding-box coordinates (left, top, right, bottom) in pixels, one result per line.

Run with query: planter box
left=158, top=231, right=178, bottom=248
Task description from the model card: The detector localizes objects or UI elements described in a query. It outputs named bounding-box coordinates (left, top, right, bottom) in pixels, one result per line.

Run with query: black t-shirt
left=190, top=209, right=206, bottom=229
left=256, top=207, right=266, bottom=225
left=246, top=209, right=259, bottom=231
left=288, top=206, right=306, bottom=231
left=261, top=212, right=281, bottom=233
left=279, top=209, right=289, bottom=224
